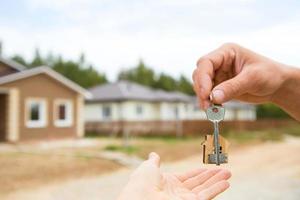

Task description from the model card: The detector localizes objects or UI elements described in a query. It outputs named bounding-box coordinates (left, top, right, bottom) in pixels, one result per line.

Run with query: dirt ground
left=0, top=152, right=120, bottom=196
left=0, top=137, right=203, bottom=196
left=2, top=136, right=300, bottom=200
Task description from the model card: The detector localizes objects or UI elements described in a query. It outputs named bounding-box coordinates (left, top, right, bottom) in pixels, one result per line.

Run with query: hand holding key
left=193, top=43, right=287, bottom=109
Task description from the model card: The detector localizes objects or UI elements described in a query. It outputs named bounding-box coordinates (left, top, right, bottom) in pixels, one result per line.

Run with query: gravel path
left=4, top=137, right=300, bottom=200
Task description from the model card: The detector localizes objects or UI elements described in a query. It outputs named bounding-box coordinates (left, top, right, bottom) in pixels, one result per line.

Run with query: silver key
left=206, top=104, right=226, bottom=165
left=206, top=104, right=225, bottom=122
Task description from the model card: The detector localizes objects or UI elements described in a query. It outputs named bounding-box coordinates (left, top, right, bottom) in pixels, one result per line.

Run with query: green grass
left=283, top=125, right=300, bottom=136
left=138, top=135, right=196, bottom=143
left=85, top=132, right=110, bottom=138
left=104, top=144, right=139, bottom=154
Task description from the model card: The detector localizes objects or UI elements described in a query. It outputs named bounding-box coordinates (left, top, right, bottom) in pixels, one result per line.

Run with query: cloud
left=1, top=0, right=300, bottom=81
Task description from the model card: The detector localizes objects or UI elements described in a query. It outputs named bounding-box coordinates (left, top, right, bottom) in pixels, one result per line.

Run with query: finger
left=130, top=152, right=163, bottom=187
left=193, top=68, right=211, bottom=110
left=192, top=169, right=231, bottom=193
left=211, top=72, right=251, bottom=104
left=195, top=59, right=214, bottom=101
left=196, top=44, right=236, bottom=103
left=202, top=100, right=211, bottom=110
left=147, top=152, right=160, bottom=167
left=183, top=169, right=221, bottom=190
left=192, top=70, right=204, bottom=109
left=176, top=168, right=207, bottom=182
left=195, top=67, right=213, bottom=110
left=198, top=180, right=230, bottom=200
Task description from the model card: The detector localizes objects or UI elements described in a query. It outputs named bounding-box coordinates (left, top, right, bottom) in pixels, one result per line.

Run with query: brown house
left=0, top=57, right=91, bottom=142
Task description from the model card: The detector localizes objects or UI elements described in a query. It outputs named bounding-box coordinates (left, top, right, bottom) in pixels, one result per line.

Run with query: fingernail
left=212, top=89, right=225, bottom=103
left=149, top=152, right=157, bottom=159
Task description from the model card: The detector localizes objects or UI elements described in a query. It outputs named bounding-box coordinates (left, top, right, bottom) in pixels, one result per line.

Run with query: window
left=31, top=103, right=40, bottom=120
left=136, top=104, right=143, bottom=116
left=102, top=105, right=111, bottom=120
left=174, top=106, right=179, bottom=119
left=26, top=99, right=47, bottom=128
left=54, top=100, right=73, bottom=127
left=58, top=104, right=66, bottom=120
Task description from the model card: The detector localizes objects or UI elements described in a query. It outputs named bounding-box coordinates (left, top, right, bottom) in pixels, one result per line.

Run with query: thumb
left=147, top=152, right=161, bottom=167
left=211, top=74, right=249, bottom=104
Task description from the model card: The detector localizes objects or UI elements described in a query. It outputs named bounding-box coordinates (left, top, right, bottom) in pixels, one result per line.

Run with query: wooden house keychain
left=202, top=102, right=229, bottom=165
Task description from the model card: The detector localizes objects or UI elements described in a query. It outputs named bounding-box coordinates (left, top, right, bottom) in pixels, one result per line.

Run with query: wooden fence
left=85, top=119, right=299, bottom=136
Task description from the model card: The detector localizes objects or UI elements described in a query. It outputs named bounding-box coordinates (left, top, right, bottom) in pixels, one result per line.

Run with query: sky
left=1, top=0, right=300, bottom=81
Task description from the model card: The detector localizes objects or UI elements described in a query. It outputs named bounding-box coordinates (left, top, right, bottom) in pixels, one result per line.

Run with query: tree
left=45, top=52, right=55, bottom=66
left=154, top=73, right=177, bottom=91
left=30, top=48, right=44, bottom=67
left=11, top=55, right=28, bottom=66
left=257, top=104, right=290, bottom=119
left=52, top=58, right=107, bottom=88
left=79, top=53, right=85, bottom=65
left=118, top=60, right=195, bottom=95
left=11, top=50, right=107, bottom=88
left=177, top=75, right=194, bottom=95
left=118, top=59, right=156, bottom=87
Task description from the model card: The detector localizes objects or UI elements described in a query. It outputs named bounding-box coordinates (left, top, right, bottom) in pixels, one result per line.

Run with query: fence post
left=122, top=127, right=130, bottom=147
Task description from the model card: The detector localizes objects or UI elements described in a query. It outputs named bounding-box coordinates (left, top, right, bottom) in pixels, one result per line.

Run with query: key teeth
left=208, top=153, right=228, bottom=165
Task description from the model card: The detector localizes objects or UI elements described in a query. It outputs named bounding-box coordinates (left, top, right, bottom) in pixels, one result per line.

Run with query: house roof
left=0, top=66, right=92, bottom=98
left=88, top=81, right=256, bottom=109
left=0, top=57, right=27, bottom=71
left=88, top=80, right=192, bottom=102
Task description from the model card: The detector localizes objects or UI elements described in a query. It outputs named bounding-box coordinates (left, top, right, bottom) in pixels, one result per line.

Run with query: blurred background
left=0, top=0, right=300, bottom=200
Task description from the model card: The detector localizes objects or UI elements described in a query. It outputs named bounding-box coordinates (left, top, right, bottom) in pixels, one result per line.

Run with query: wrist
left=272, top=65, right=300, bottom=111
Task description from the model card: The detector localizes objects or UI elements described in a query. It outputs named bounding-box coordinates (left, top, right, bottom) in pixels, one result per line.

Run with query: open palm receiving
left=118, top=152, right=231, bottom=200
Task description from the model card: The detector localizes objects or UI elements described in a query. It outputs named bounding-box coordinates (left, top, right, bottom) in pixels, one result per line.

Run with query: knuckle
left=196, top=57, right=205, bottom=68
left=196, top=57, right=212, bottom=69
left=220, top=42, right=239, bottom=51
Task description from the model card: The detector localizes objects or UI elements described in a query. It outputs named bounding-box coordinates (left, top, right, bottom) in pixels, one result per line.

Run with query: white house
left=85, top=80, right=192, bottom=122
left=84, top=81, right=256, bottom=131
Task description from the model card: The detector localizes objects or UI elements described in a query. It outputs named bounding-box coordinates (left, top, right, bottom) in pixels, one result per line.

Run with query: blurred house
left=84, top=81, right=256, bottom=135
left=188, top=97, right=256, bottom=121
left=0, top=57, right=91, bottom=142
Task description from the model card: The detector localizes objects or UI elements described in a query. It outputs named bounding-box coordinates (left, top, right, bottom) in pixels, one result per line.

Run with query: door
left=0, top=94, right=7, bottom=141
